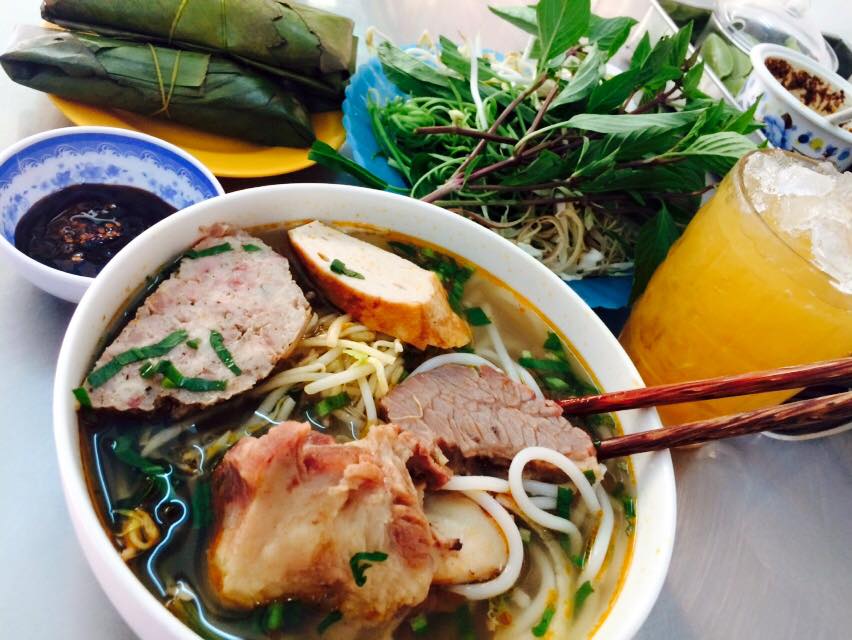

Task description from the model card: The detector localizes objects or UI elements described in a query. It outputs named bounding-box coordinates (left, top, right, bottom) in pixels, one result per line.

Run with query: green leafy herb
left=409, top=613, right=429, bottom=634
left=349, top=551, right=389, bottom=586
left=329, top=258, right=365, bottom=279
left=72, top=386, right=92, bottom=408
left=191, top=479, right=213, bottom=530
left=574, top=581, right=594, bottom=613
left=314, top=392, right=350, bottom=418
left=465, top=307, right=491, bottom=326
left=184, top=243, right=232, bottom=260
left=242, top=244, right=262, bottom=252
left=631, top=204, right=680, bottom=301
left=536, top=0, right=590, bottom=70
left=532, top=605, right=556, bottom=637
left=87, top=330, right=188, bottom=388
left=309, top=141, right=400, bottom=191
left=316, top=610, right=342, bottom=634
left=186, top=338, right=200, bottom=350
left=210, top=330, right=242, bottom=376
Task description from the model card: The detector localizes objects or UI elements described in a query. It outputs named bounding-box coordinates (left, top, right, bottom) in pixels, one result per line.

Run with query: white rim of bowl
left=53, top=183, right=675, bottom=640
left=0, top=125, right=224, bottom=292
left=749, top=43, right=852, bottom=145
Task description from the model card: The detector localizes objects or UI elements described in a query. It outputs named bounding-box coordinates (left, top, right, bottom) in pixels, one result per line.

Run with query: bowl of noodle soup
left=54, top=183, right=675, bottom=640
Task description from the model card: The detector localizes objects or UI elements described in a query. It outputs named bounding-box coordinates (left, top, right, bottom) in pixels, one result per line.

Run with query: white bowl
left=0, top=126, right=224, bottom=302
left=53, top=184, right=676, bottom=640
left=738, top=44, right=852, bottom=170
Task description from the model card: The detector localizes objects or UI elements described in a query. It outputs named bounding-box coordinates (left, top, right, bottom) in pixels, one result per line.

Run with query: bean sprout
left=579, top=484, right=615, bottom=584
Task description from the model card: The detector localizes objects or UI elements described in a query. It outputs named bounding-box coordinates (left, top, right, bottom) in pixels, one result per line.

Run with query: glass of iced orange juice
left=620, top=149, right=852, bottom=425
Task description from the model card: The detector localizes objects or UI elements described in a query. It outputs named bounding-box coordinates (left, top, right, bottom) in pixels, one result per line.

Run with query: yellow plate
left=49, top=96, right=345, bottom=179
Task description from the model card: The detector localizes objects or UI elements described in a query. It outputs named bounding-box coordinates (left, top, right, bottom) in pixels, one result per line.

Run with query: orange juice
left=620, top=149, right=852, bottom=425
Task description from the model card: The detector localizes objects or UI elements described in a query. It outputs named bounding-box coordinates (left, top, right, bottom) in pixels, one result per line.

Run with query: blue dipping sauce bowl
left=0, top=126, right=223, bottom=302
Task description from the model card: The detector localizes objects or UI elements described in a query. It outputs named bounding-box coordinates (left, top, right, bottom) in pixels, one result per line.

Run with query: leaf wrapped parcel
left=41, top=0, right=356, bottom=106
left=0, top=26, right=315, bottom=147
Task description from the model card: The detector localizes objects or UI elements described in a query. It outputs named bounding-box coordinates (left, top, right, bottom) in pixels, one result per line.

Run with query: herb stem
left=415, top=126, right=517, bottom=144
left=516, top=80, right=561, bottom=155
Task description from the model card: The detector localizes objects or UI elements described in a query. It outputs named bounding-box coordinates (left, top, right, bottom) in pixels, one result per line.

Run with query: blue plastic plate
left=342, top=56, right=633, bottom=309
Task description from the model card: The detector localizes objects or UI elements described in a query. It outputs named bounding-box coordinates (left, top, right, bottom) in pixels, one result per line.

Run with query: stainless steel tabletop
left=1, top=1, right=850, bottom=639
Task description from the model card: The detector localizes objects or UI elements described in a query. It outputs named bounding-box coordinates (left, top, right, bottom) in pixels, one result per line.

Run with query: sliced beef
left=288, top=221, right=470, bottom=350
left=380, top=364, right=598, bottom=476
left=208, top=422, right=451, bottom=623
left=85, top=224, right=310, bottom=413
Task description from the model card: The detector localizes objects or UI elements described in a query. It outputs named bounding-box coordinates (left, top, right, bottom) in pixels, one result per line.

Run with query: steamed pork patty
left=209, top=421, right=451, bottom=621
left=380, top=364, right=598, bottom=476
left=84, top=224, right=310, bottom=412
left=288, top=221, right=470, bottom=350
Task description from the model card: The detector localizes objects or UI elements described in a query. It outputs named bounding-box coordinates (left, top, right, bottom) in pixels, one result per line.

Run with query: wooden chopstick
left=559, top=356, right=852, bottom=416
left=595, top=390, right=852, bottom=459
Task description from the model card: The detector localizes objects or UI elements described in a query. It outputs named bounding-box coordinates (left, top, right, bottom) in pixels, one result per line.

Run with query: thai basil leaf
left=631, top=204, right=681, bottom=301
left=587, top=15, right=637, bottom=59
left=536, top=0, right=590, bottom=69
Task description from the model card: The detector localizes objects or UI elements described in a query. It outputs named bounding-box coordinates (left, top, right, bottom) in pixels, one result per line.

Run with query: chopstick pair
left=557, top=357, right=852, bottom=459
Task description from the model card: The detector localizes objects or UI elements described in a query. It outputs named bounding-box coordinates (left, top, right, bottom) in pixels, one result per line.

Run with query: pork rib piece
left=208, top=422, right=452, bottom=623
left=85, top=224, right=310, bottom=413
left=380, top=364, right=598, bottom=476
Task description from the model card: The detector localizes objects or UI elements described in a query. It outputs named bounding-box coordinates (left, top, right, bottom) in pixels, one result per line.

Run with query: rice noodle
left=530, top=496, right=557, bottom=510
left=508, top=447, right=601, bottom=553
left=514, top=362, right=544, bottom=400
left=579, top=484, right=615, bottom=584
left=446, top=490, right=524, bottom=600
left=443, top=475, right=510, bottom=493
left=496, top=544, right=556, bottom=637
left=409, top=353, right=501, bottom=377
left=485, top=320, right=520, bottom=382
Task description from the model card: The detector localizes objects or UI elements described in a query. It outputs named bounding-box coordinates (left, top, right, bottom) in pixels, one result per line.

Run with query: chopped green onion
left=87, top=330, right=188, bottom=388
left=388, top=240, right=417, bottom=257
left=242, top=244, right=262, bottom=252
left=543, top=331, right=565, bottom=354
left=556, top=486, right=573, bottom=554
left=409, top=613, right=429, bottom=634
left=139, top=361, right=157, bottom=378
left=583, top=469, right=597, bottom=484
left=111, top=436, right=167, bottom=476
left=210, top=330, right=242, bottom=376
left=622, top=495, right=636, bottom=519
left=531, top=605, right=556, bottom=637
left=316, top=610, right=342, bottom=634
left=454, top=604, right=476, bottom=640
left=154, top=360, right=227, bottom=392
left=191, top=479, right=213, bottom=530
left=72, top=387, right=92, bottom=408
left=184, top=243, right=232, bottom=259
left=349, top=551, right=388, bottom=586
left=543, top=376, right=572, bottom=391
left=186, top=338, right=200, bottom=350
left=465, top=307, right=491, bottom=326
left=574, top=581, right=594, bottom=613
left=518, top=357, right=574, bottom=375
left=457, top=344, right=475, bottom=353
left=263, top=602, right=285, bottom=632
left=315, top=392, right=350, bottom=418
left=330, top=258, right=365, bottom=279
left=571, top=553, right=586, bottom=569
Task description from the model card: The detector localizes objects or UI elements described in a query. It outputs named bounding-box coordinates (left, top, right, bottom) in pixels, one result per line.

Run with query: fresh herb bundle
left=310, top=0, right=760, bottom=299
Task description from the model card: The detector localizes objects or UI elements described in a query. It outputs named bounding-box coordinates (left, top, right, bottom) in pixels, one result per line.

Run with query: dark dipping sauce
left=15, top=183, right=177, bottom=277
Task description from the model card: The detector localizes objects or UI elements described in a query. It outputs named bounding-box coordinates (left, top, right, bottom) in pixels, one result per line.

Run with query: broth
left=77, top=222, right=636, bottom=640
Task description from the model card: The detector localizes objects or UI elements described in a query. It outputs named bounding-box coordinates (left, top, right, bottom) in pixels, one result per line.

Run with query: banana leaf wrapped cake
left=0, top=26, right=315, bottom=147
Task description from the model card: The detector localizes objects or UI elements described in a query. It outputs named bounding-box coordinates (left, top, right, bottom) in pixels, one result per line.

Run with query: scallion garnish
left=574, top=581, right=594, bottom=613
left=139, top=361, right=157, bottom=378
left=583, top=469, right=597, bottom=484
left=556, top=486, right=573, bottom=554
left=465, top=307, right=491, bottom=326
left=531, top=605, right=556, bottom=637
left=518, top=357, right=574, bottom=375
left=571, top=553, right=586, bottom=569
left=184, top=243, right=232, bottom=259
left=543, top=376, right=571, bottom=391
left=409, top=613, right=429, bottom=634
left=314, top=392, right=350, bottom=418
left=72, top=386, right=92, bottom=408
left=191, top=479, right=213, bottom=530
left=388, top=242, right=473, bottom=312
left=186, top=338, right=200, bottom=349
left=316, top=610, right=342, bottom=634
left=87, top=330, right=188, bottom=388
left=349, top=551, right=388, bottom=587
left=242, top=244, right=262, bottom=252
left=152, top=360, right=227, bottom=392
left=622, top=495, right=636, bottom=519
left=543, top=331, right=565, bottom=354
left=263, top=602, right=285, bottom=632
left=329, top=258, right=365, bottom=279
left=454, top=604, right=476, bottom=640
left=210, top=330, right=242, bottom=376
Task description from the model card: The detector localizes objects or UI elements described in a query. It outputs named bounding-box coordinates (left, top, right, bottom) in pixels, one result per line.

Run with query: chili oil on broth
left=77, top=221, right=636, bottom=640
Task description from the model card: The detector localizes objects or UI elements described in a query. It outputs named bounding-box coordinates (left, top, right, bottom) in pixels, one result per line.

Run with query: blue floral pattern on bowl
left=0, top=131, right=222, bottom=244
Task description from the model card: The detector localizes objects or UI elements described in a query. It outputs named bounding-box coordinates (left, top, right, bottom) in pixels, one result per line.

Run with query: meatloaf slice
left=380, top=364, right=598, bottom=475
left=84, top=224, right=310, bottom=412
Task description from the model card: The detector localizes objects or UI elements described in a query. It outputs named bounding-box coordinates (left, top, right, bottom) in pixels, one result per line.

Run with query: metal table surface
left=0, top=1, right=850, bottom=639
